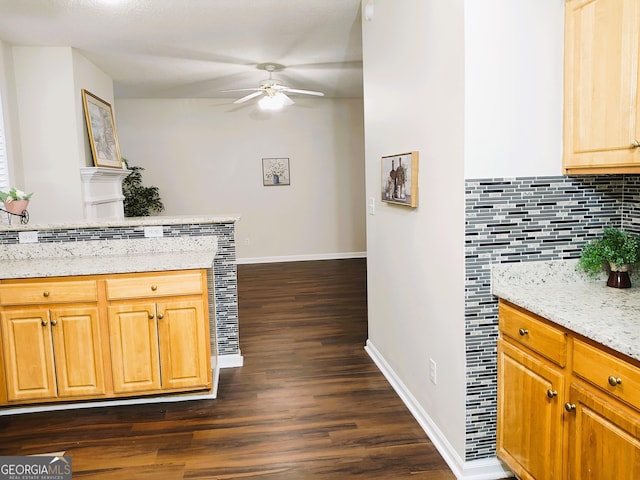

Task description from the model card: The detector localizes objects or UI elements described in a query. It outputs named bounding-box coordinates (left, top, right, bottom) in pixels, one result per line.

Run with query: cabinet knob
left=608, top=375, right=622, bottom=386
left=632, top=140, right=640, bottom=148
left=564, top=403, right=576, bottom=412
left=43, top=291, right=50, bottom=297
left=518, top=328, right=529, bottom=336
left=151, top=285, right=158, bottom=291
left=41, top=320, right=48, bottom=327
left=148, top=313, right=155, bottom=319
left=50, top=320, right=57, bottom=326
left=157, top=313, right=164, bottom=320
left=547, top=389, right=558, bottom=398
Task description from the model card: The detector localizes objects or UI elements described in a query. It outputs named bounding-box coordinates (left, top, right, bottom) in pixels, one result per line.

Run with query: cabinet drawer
left=573, top=339, right=640, bottom=411
left=106, top=271, right=204, bottom=300
left=0, top=280, right=97, bottom=305
left=499, top=302, right=567, bottom=367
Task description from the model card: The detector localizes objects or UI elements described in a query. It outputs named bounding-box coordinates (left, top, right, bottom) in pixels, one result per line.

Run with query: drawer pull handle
left=151, top=285, right=158, bottom=291
left=608, top=376, right=622, bottom=386
left=148, top=313, right=155, bottom=320
left=41, top=320, right=48, bottom=327
left=157, top=313, right=164, bottom=320
left=564, top=403, right=576, bottom=412
left=518, top=328, right=529, bottom=336
left=51, top=320, right=57, bottom=326
left=632, top=140, right=640, bottom=148
left=43, top=291, right=50, bottom=297
left=547, top=389, right=558, bottom=398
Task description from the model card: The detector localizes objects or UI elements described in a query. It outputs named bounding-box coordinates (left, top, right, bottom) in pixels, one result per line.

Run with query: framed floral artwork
left=262, top=157, right=290, bottom=186
left=81, top=89, right=122, bottom=168
left=381, top=151, right=419, bottom=207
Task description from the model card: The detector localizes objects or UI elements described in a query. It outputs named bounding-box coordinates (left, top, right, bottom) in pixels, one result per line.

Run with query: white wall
left=464, top=0, right=565, bottom=179
left=362, top=0, right=566, bottom=476
left=362, top=0, right=467, bottom=464
left=0, top=40, right=23, bottom=191
left=9, top=46, right=114, bottom=223
left=114, top=98, right=366, bottom=261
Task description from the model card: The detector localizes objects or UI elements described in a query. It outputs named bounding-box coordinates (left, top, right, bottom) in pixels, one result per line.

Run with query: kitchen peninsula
left=492, top=260, right=640, bottom=480
left=0, top=215, right=241, bottom=414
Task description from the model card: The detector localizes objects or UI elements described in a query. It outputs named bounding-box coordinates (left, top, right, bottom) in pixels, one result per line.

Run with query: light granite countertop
left=492, top=259, right=640, bottom=362
left=0, top=214, right=241, bottom=231
left=0, top=237, right=218, bottom=279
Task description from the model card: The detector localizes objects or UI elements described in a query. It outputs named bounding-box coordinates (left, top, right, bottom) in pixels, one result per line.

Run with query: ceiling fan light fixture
left=259, top=93, right=284, bottom=111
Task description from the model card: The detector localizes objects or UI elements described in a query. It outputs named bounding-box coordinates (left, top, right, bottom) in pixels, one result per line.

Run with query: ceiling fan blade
left=222, top=88, right=262, bottom=93
left=283, top=88, right=325, bottom=97
left=276, top=92, right=295, bottom=106
left=234, top=91, right=264, bottom=104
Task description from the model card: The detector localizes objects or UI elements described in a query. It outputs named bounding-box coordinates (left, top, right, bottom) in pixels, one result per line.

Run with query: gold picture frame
left=381, top=151, right=419, bottom=207
left=81, top=89, right=122, bottom=168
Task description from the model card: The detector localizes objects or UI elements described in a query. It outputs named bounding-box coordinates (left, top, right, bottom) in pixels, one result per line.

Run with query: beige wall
left=114, top=97, right=366, bottom=261
left=362, top=0, right=467, bottom=467
left=362, top=0, right=565, bottom=477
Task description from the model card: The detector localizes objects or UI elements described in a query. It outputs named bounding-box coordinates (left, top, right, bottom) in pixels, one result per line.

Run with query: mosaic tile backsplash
left=464, top=174, right=640, bottom=460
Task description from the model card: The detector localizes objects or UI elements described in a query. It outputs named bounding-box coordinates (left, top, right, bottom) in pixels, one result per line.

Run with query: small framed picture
left=262, top=158, right=290, bottom=186
left=81, top=89, right=122, bottom=168
left=381, top=151, right=419, bottom=207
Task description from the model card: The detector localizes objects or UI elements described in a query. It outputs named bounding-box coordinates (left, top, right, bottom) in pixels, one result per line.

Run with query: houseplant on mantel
left=578, top=227, right=640, bottom=288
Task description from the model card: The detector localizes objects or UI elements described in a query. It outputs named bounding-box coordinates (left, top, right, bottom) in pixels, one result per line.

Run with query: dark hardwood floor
left=0, top=259, right=456, bottom=479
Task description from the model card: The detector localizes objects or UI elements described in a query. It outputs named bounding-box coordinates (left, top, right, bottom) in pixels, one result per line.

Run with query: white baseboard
left=218, top=353, right=244, bottom=368
left=236, top=251, right=367, bottom=265
left=365, top=340, right=512, bottom=480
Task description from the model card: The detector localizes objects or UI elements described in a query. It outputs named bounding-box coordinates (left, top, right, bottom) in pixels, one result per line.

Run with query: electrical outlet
left=244, top=238, right=250, bottom=246
left=144, top=226, right=164, bottom=238
left=18, top=231, right=38, bottom=244
left=429, top=358, right=437, bottom=384
left=367, top=196, right=375, bottom=215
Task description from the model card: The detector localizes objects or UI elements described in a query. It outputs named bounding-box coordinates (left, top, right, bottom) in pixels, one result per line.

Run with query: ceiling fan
left=224, top=63, right=324, bottom=110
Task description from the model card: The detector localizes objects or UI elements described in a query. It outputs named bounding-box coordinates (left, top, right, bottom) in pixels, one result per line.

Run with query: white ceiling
left=0, top=0, right=364, bottom=99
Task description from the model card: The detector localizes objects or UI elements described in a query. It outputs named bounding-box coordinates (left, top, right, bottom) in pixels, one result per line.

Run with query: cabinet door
left=157, top=299, right=210, bottom=390
left=567, top=382, right=640, bottom=479
left=497, top=339, right=564, bottom=480
left=0, top=308, right=57, bottom=401
left=564, top=0, right=640, bottom=173
left=108, top=302, right=161, bottom=394
left=50, top=306, right=105, bottom=397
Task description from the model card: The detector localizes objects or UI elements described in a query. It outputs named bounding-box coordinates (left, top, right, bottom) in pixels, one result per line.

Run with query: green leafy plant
left=0, top=187, right=33, bottom=203
left=578, top=227, right=640, bottom=276
left=122, top=158, right=164, bottom=217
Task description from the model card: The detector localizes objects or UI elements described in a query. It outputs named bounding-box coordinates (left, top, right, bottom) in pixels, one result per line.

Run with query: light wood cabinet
left=563, top=0, right=640, bottom=174
left=106, top=271, right=211, bottom=395
left=497, top=304, right=566, bottom=480
left=498, top=300, right=640, bottom=479
left=566, top=382, right=640, bottom=479
left=0, top=279, right=105, bottom=403
left=0, top=269, right=212, bottom=407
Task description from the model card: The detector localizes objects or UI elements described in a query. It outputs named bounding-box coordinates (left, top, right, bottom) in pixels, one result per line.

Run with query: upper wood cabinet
left=563, top=0, right=640, bottom=174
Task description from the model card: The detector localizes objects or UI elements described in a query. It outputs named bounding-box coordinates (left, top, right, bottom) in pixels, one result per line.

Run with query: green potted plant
left=578, top=227, right=640, bottom=288
left=121, top=158, right=164, bottom=217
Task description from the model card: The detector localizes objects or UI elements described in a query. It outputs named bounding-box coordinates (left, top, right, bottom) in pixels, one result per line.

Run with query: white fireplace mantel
left=80, top=167, right=131, bottom=220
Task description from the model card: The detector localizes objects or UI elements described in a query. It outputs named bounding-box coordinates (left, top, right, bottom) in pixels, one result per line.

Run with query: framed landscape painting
left=82, top=89, right=122, bottom=168
left=381, top=151, right=418, bottom=207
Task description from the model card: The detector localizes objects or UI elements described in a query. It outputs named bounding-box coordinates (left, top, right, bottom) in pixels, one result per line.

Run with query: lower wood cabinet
left=0, top=269, right=212, bottom=407
left=108, top=299, right=210, bottom=394
left=566, top=382, right=640, bottom=480
left=497, top=300, right=640, bottom=479
left=497, top=339, right=564, bottom=480
left=1, top=305, right=105, bottom=402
